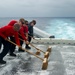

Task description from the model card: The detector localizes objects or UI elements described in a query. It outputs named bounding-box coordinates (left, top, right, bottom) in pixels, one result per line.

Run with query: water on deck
left=0, top=44, right=75, bottom=75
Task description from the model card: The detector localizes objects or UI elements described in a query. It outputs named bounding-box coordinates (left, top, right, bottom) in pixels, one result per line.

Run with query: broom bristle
left=47, top=46, right=51, bottom=52
left=44, top=52, right=49, bottom=59
left=42, top=58, right=48, bottom=70
left=36, top=50, right=40, bottom=55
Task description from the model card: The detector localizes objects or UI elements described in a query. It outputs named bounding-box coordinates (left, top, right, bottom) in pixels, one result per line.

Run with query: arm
left=19, top=27, right=27, bottom=41
left=28, top=26, right=33, bottom=37
left=24, top=26, right=28, bottom=39
left=14, top=32, right=20, bottom=46
left=25, top=33, right=28, bottom=39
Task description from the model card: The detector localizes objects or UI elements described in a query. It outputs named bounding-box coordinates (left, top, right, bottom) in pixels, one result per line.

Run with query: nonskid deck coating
left=0, top=44, right=75, bottom=75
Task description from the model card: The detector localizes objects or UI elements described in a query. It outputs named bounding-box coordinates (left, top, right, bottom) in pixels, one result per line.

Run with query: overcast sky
left=0, top=0, right=75, bottom=17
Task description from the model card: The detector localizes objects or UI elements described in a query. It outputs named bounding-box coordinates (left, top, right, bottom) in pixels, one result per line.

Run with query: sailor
left=26, top=20, right=36, bottom=49
left=25, top=20, right=29, bottom=26
left=0, top=23, right=20, bottom=64
left=18, top=20, right=29, bottom=52
left=7, top=18, right=29, bottom=56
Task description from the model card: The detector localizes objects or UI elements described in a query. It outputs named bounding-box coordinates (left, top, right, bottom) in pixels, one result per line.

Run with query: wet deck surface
left=0, top=44, right=75, bottom=75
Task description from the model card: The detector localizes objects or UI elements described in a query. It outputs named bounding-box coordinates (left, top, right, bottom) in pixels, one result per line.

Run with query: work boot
left=10, top=53, right=16, bottom=57
left=0, top=60, right=6, bottom=64
left=25, top=45, right=31, bottom=49
left=18, top=49, right=25, bottom=52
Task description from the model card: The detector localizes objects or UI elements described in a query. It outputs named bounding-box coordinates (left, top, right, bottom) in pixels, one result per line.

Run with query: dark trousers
left=0, top=37, right=10, bottom=60
left=18, top=35, right=32, bottom=49
left=0, top=41, right=2, bottom=50
left=28, top=36, right=32, bottom=42
left=26, top=36, right=32, bottom=47
left=9, top=36, right=16, bottom=54
left=18, top=36, right=23, bottom=51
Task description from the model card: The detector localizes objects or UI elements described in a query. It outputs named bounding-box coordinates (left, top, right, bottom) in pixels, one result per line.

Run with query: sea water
left=0, top=17, right=75, bottom=39
left=0, top=17, right=75, bottom=75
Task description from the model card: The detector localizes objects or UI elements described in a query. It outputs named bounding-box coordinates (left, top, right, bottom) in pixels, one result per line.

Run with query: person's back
left=0, top=26, right=17, bottom=37
left=7, top=18, right=25, bottom=26
left=7, top=20, right=18, bottom=26
left=0, top=24, right=20, bottom=45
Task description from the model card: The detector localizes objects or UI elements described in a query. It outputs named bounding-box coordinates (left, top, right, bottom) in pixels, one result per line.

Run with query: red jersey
left=19, top=26, right=27, bottom=41
left=0, top=26, right=20, bottom=46
left=7, top=20, right=17, bottom=26
left=7, top=20, right=28, bottom=41
left=22, top=25, right=28, bottom=33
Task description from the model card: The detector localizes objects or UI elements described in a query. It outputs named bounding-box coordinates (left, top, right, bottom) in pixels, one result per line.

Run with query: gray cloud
left=0, top=0, right=75, bottom=17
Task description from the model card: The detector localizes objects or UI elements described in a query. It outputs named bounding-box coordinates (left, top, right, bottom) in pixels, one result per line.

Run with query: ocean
left=0, top=17, right=75, bottom=39
left=0, top=17, right=75, bottom=75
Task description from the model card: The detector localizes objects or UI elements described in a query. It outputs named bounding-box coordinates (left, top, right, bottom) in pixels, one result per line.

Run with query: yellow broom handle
left=7, top=39, right=44, bottom=61
left=29, top=43, right=45, bottom=53
left=19, top=38, right=45, bottom=53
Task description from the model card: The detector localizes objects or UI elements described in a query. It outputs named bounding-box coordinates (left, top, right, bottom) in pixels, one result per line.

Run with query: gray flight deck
left=0, top=44, right=75, bottom=75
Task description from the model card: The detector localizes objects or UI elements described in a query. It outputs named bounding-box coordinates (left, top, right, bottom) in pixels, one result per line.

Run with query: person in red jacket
left=0, top=23, right=21, bottom=64
left=7, top=18, right=26, bottom=55
left=7, top=18, right=25, bottom=26
left=8, top=19, right=29, bottom=54
left=18, top=20, right=29, bottom=52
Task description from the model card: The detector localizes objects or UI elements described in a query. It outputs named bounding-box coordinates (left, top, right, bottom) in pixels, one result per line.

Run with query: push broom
left=29, top=43, right=51, bottom=59
left=28, top=35, right=52, bottom=53
left=6, top=39, right=48, bottom=70
left=19, top=38, right=51, bottom=59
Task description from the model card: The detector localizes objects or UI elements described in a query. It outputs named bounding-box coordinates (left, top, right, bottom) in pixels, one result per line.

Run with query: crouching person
left=0, top=23, right=20, bottom=64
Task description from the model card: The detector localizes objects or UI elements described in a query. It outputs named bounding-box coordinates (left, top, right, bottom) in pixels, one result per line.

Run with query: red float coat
left=0, top=26, right=20, bottom=46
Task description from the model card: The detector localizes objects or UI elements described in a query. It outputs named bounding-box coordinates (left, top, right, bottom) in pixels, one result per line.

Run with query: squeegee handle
left=7, top=39, right=44, bottom=61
